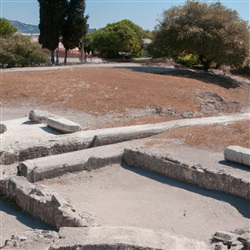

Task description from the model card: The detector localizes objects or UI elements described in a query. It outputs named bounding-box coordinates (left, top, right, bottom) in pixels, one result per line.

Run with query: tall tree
left=38, top=0, right=67, bottom=64
left=61, top=0, right=88, bottom=64
left=151, top=1, right=250, bottom=69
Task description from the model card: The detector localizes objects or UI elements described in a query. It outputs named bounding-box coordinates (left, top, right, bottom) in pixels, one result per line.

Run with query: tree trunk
left=56, top=48, right=59, bottom=65
left=64, top=49, right=68, bottom=64
left=199, top=54, right=210, bottom=71
left=51, top=50, right=55, bottom=65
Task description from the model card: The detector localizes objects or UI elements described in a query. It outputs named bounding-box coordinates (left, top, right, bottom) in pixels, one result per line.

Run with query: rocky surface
left=211, top=230, right=250, bottom=250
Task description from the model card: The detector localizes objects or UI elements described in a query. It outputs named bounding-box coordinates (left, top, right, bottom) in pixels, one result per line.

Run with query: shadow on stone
left=219, top=160, right=250, bottom=172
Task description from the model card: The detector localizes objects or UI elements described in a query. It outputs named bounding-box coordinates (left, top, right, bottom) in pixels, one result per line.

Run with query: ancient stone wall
left=122, top=149, right=250, bottom=200
left=0, top=176, right=94, bottom=229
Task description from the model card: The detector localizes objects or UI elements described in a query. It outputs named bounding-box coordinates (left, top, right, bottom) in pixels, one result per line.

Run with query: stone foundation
left=0, top=176, right=94, bottom=229
left=122, top=149, right=250, bottom=200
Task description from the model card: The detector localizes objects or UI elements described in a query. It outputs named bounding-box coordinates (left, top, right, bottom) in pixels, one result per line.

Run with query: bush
left=176, top=52, right=199, bottom=67
left=0, top=35, right=48, bottom=68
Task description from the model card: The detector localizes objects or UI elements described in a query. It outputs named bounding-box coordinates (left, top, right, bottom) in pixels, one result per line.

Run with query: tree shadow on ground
left=121, top=163, right=250, bottom=218
left=115, top=66, right=240, bottom=89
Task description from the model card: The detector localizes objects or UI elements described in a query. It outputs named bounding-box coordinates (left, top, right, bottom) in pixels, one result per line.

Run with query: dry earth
left=0, top=61, right=250, bottom=249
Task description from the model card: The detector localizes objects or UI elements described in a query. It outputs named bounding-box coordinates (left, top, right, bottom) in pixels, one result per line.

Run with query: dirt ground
left=1, top=62, right=249, bottom=149
left=1, top=61, right=250, bottom=249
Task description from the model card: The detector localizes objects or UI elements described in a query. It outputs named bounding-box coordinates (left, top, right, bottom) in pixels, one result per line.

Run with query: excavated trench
left=1, top=113, right=250, bottom=249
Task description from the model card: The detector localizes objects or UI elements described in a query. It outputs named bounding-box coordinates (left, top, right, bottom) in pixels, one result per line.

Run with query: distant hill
left=8, top=19, right=95, bottom=34
left=8, top=20, right=40, bottom=34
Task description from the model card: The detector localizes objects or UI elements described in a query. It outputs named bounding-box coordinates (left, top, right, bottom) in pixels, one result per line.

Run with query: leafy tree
left=0, top=18, right=17, bottom=37
left=91, top=20, right=144, bottom=58
left=38, top=0, right=67, bottom=64
left=0, top=35, right=47, bottom=67
left=151, top=1, right=250, bottom=69
left=61, top=0, right=88, bottom=64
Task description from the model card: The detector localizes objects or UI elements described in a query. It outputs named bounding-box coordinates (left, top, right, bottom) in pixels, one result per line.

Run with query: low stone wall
left=0, top=176, right=94, bottom=229
left=0, top=131, right=155, bottom=165
left=2, top=112, right=250, bottom=165
left=0, top=136, right=94, bottom=165
left=19, top=145, right=123, bottom=182
left=50, top=243, right=157, bottom=250
left=122, top=149, right=250, bottom=200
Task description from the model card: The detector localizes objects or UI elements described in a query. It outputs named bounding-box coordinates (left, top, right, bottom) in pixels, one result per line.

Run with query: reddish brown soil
left=1, top=66, right=249, bottom=151
left=2, top=67, right=249, bottom=116
left=150, top=120, right=250, bottom=152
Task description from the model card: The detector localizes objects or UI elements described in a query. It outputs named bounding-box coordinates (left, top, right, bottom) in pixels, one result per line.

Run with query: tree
left=38, top=0, right=67, bottom=64
left=91, top=20, right=144, bottom=58
left=0, top=18, right=17, bottom=37
left=151, top=1, right=250, bottom=69
left=61, top=0, right=88, bottom=64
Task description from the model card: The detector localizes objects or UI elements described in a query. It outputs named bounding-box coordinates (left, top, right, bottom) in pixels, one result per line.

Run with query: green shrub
left=176, top=52, right=199, bottom=67
left=0, top=35, right=48, bottom=67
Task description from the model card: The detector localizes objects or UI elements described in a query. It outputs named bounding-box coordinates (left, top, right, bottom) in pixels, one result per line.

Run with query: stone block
left=224, top=146, right=250, bottom=167
left=0, top=123, right=7, bottom=134
left=47, top=117, right=81, bottom=133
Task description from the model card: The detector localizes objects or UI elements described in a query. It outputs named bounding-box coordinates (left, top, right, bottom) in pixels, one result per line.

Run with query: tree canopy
left=61, top=0, right=88, bottom=63
left=0, top=18, right=17, bottom=37
left=38, top=0, right=87, bottom=64
left=91, top=20, right=144, bottom=58
left=38, top=0, right=67, bottom=63
left=150, top=1, right=250, bottom=69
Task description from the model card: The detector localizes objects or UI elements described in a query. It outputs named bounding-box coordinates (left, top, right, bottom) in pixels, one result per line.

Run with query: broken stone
left=47, top=117, right=81, bottom=133
left=0, top=123, right=7, bottom=134
left=238, top=235, right=250, bottom=248
left=213, top=231, right=238, bottom=243
left=29, top=110, right=56, bottom=123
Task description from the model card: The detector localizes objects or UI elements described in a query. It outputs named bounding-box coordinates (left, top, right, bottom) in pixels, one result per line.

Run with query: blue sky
left=0, top=0, right=249, bottom=31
